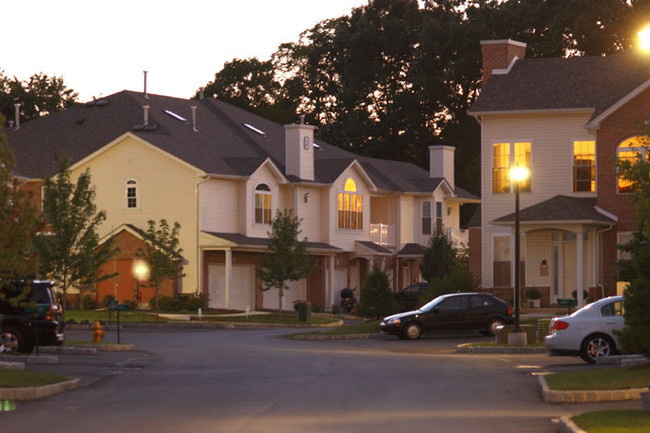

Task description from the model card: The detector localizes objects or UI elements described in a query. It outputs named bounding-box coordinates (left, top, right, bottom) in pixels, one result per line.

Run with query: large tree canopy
left=198, top=0, right=650, bottom=200
left=0, top=70, right=78, bottom=125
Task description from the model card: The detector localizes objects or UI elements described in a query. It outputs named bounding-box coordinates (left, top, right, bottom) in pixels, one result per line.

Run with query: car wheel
left=486, top=318, right=505, bottom=336
left=403, top=322, right=422, bottom=340
left=580, top=334, right=614, bottom=364
left=0, top=325, right=33, bottom=354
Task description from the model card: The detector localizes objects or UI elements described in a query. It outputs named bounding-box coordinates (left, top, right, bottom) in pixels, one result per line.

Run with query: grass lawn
left=573, top=410, right=650, bottom=433
left=545, top=365, right=650, bottom=391
left=65, top=309, right=172, bottom=323
left=201, top=313, right=338, bottom=325
left=0, top=370, right=69, bottom=388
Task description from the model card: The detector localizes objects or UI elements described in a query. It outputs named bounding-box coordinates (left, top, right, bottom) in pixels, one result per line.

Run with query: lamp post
left=510, top=166, right=530, bottom=334
left=132, top=259, right=150, bottom=307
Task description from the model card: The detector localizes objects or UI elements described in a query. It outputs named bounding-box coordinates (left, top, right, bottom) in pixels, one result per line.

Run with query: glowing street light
left=510, top=165, right=530, bottom=336
left=639, top=26, right=650, bottom=52
left=132, top=259, right=150, bottom=305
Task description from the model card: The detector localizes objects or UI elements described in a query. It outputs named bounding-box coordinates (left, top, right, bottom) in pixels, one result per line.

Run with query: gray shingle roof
left=470, top=50, right=650, bottom=121
left=204, top=232, right=341, bottom=252
left=492, top=195, right=616, bottom=224
left=3, top=90, right=478, bottom=201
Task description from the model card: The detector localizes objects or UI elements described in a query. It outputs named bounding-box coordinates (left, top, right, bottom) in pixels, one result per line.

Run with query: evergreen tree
left=616, top=152, right=650, bottom=358
left=137, top=219, right=184, bottom=322
left=256, top=210, right=315, bottom=316
left=420, top=226, right=456, bottom=283
left=35, top=159, right=116, bottom=320
left=356, top=267, right=399, bottom=319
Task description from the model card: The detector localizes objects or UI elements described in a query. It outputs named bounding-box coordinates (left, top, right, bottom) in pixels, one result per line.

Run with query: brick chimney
left=480, top=39, right=527, bottom=86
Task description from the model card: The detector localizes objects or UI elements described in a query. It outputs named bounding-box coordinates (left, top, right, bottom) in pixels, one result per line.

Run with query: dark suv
left=0, top=280, right=64, bottom=353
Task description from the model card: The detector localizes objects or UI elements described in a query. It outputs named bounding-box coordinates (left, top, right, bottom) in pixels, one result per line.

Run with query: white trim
left=492, top=55, right=520, bottom=76
left=586, top=80, right=650, bottom=129
left=125, top=178, right=139, bottom=210
left=594, top=206, right=618, bottom=222
left=469, top=107, right=595, bottom=117
left=480, top=39, right=527, bottom=48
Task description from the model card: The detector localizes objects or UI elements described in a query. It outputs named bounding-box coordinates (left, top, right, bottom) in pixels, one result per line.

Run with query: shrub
left=356, top=267, right=399, bottom=319
left=80, top=294, right=97, bottom=310
left=420, top=260, right=477, bottom=305
left=571, top=289, right=589, bottom=300
left=101, top=294, right=116, bottom=307
left=150, top=293, right=205, bottom=312
left=331, top=304, right=340, bottom=314
left=526, top=289, right=541, bottom=300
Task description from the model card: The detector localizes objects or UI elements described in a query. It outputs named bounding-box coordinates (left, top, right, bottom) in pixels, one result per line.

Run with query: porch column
left=225, top=248, right=232, bottom=308
left=328, top=255, right=335, bottom=309
left=576, top=229, right=585, bottom=307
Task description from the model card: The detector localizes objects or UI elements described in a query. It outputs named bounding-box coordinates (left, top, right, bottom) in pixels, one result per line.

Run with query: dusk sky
left=5, top=0, right=368, bottom=101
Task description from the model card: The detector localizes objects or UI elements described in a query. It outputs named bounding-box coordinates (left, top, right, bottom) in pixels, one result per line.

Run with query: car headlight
left=388, top=318, right=401, bottom=326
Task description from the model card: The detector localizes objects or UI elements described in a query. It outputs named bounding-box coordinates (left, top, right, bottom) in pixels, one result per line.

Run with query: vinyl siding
left=328, top=165, right=371, bottom=251
left=202, top=179, right=240, bottom=233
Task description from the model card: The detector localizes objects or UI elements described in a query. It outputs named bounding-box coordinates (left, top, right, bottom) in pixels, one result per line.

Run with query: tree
left=356, top=267, right=399, bottom=319
left=256, top=210, right=315, bottom=315
left=420, top=226, right=456, bottom=283
left=615, top=151, right=650, bottom=358
left=427, top=256, right=477, bottom=300
left=0, top=115, right=42, bottom=304
left=137, top=219, right=184, bottom=322
left=0, top=70, right=77, bottom=124
left=34, top=159, right=116, bottom=320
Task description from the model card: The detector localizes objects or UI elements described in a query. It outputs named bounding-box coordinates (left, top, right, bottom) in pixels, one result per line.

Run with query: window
left=254, top=183, right=271, bottom=225
left=422, top=201, right=431, bottom=235
left=492, top=141, right=531, bottom=193
left=573, top=140, right=595, bottom=192
left=338, top=178, right=363, bottom=230
left=435, top=201, right=443, bottom=231
left=601, top=301, right=624, bottom=317
left=126, top=179, right=138, bottom=209
left=493, top=236, right=511, bottom=287
left=618, top=136, right=650, bottom=193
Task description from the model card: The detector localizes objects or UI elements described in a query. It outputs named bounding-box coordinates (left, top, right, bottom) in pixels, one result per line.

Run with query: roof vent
left=96, top=99, right=108, bottom=107
left=191, top=106, right=198, bottom=132
left=143, top=70, right=149, bottom=99
left=13, top=103, right=20, bottom=130
left=143, top=105, right=150, bottom=126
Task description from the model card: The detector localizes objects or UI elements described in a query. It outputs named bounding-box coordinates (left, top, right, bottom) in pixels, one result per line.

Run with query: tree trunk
left=278, top=287, right=284, bottom=317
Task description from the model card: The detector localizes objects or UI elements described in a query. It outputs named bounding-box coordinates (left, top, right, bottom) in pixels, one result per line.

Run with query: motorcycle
left=339, top=287, right=357, bottom=313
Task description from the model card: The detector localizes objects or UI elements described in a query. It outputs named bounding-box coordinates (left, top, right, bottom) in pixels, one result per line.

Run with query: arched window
left=255, top=183, right=271, bottom=225
left=618, top=136, right=650, bottom=193
left=126, top=179, right=138, bottom=209
left=338, top=178, right=363, bottom=230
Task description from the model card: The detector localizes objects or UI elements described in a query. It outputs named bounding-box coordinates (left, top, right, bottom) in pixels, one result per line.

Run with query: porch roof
left=396, top=243, right=427, bottom=257
left=355, top=240, right=393, bottom=256
left=201, top=231, right=341, bottom=253
left=492, top=195, right=617, bottom=226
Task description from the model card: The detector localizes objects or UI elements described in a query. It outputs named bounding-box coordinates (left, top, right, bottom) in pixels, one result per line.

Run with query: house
left=5, top=89, right=478, bottom=311
left=468, top=39, right=649, bottom=307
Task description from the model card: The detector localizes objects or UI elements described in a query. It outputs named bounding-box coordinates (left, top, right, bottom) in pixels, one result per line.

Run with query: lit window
left=492, top=142, right=531, bottom=193
left=338, top=178, right=363, bottom=230
left=255, top=184, right=271, bottom=225
left=617, top=136, right=650, bottom=193
left=573, top=141, right=595, bottom=192
left=126, top=179, right=138, bottom=209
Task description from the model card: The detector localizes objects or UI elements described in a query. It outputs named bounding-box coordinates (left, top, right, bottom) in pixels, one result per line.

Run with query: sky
left=4, top=0, right=368, bottom=101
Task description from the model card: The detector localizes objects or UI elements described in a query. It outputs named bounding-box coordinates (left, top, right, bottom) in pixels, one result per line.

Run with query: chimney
left=284, top=115, right=316, bottom=181
left=480, top=39, right=526, bottom=86
left=143, top=70, right=149, bottom=99
left=14, top=103, right=20, bottom=130
left=142, top=105, right=150, bottom=126
left=429, top=145, right=455, bottom=190
left=191, top=106, right=198, bottom=132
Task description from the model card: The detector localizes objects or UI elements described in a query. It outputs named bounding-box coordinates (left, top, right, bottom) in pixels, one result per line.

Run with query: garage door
left=208, top=264, right=255, bottom=310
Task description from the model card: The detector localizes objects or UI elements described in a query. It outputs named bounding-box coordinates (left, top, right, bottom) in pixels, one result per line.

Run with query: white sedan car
left=545, top=295, right=624, bottom=364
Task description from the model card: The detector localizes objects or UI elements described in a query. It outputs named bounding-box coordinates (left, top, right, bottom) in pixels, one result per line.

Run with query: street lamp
left=510, top=165, right=530, bottom=334
left=639, top=26, right=650, bottom=52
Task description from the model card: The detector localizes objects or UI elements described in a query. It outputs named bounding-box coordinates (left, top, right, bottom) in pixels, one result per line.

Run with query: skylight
left=313, top=142, right=322, bottom=149
left=163, top=109, right=187, bottom=122
left=243, top=123, right=267, bottom=136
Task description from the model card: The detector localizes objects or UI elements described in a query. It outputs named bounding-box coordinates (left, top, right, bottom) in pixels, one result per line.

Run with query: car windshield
left=419, top=296, right=446, bottom=312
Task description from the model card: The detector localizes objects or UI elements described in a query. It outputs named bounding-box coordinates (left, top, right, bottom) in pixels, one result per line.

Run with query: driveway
left=2, top=328, right=638, bottom=433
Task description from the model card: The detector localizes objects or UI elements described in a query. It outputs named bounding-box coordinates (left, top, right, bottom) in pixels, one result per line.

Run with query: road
left=2, top=327, right=638, bottom=433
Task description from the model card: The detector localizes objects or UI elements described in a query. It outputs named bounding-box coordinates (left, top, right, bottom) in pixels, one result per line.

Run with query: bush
left=80, top=294, right=97, bottom=310
left=331, top=304, right=340, bottom=314
left=101, top=294, right=116, bottom=307
left=356, top=268, right=399, bottom=319
left=420, top=260, right=477, bottom=305
left=571, top=289, right=589, bottom=300
left=526, top=289, right=541, bottom=300
left=150, top=293, right=205, bottom=312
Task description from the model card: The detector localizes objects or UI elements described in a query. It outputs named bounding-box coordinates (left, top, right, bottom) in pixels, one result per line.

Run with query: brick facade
left=480, top=40, right=527, bottom=85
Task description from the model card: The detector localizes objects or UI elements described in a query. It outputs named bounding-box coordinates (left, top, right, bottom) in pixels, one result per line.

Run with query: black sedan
left=394, top=282, right=430, bottom=311
left=380, top=292, right=513, bottom=340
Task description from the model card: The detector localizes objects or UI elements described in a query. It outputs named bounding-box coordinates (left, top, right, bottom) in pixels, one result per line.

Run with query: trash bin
left=297, top=302, right=311, bottom=322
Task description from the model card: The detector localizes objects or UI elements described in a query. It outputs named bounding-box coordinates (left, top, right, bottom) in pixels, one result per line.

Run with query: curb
left=0, top=378, right=81, bottom=401
left=0, top=361, right=25, bottom=370
left=293, top=332, right=384, bottom=341
left=559, top=415, right=586, bottom=433
left=65, top=320, right=343, bottom=330
left=538, top=375, right=645, bottom=403
left=456, top=343, right=548, bottom=354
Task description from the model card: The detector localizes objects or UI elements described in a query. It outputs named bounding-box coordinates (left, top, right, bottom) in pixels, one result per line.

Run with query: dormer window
left=126, top=179, right=138, bottom=209
left=255, top=183, right=271, bottom=225
left=338, top=178, right=363, bottom=230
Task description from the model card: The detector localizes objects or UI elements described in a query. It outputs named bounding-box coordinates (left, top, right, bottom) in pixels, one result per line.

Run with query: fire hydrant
left=92, top=320, right=104, bottom=343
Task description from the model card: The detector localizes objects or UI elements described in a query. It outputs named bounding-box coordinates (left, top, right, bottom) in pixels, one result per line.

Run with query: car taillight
left=551, top=320, right=569, bottom=333
left=507, top=304, right=513, bottom=316
left=45, top=305, right=57, bottom=321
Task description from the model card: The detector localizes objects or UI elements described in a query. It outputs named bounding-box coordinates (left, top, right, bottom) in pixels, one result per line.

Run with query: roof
left=470, top=50, right=650, bottom=123
left=3, top=90, right=478, bottom=201
left=355, top=241, right=393, bottom=255
left=203, top=232, right=341, bottom=252
left=397, top=243, right=427, bottom=257
left=492, top=195, right=616, bottom=225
